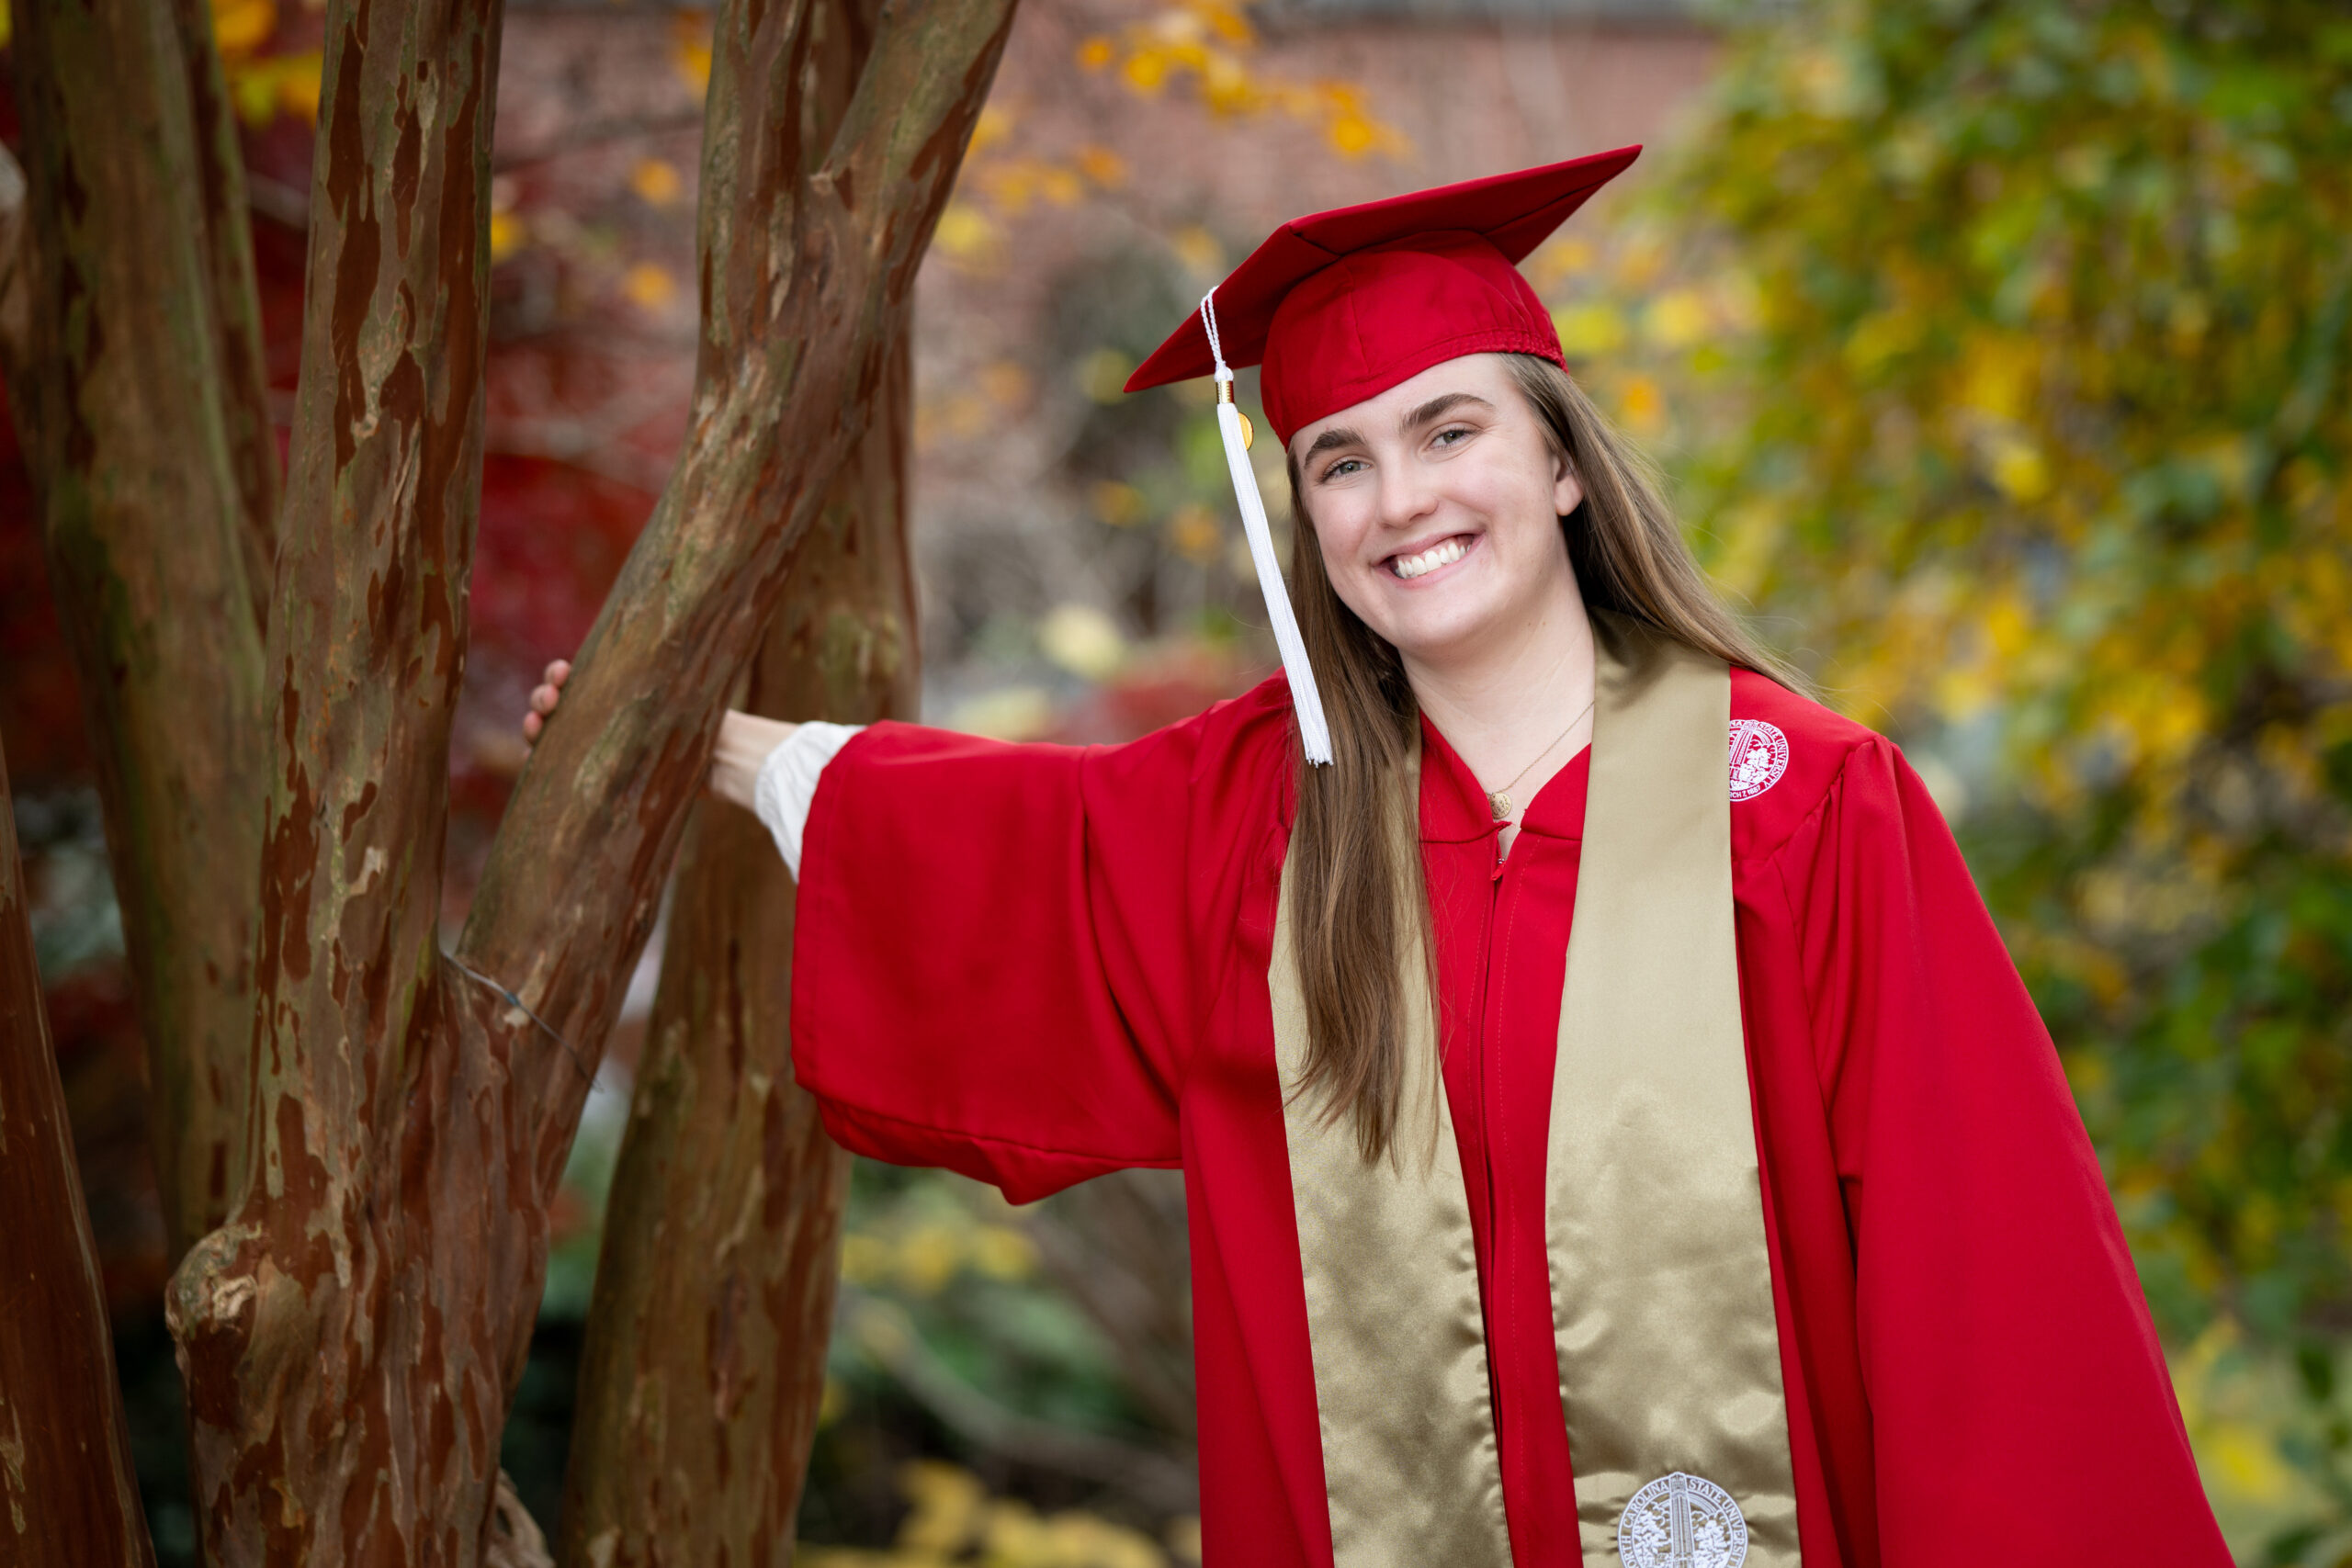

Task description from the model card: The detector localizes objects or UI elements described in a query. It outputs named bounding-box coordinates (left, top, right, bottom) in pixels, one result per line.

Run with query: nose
left=1374, top=459, right=1441, bottom=537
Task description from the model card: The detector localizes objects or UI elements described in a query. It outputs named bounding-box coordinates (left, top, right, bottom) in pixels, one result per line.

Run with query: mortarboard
left=1125, top=146, right=1641, bottom=764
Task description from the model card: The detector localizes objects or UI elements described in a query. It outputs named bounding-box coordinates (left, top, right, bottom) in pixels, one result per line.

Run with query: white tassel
left=1201, top=290, right=1333, bottom=766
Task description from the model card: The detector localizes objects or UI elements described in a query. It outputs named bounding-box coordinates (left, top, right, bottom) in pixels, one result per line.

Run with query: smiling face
left=1288, top=354, right=1586, bottom=675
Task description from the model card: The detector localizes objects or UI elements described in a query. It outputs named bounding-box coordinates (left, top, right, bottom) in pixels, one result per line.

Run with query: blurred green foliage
left=832, top=1167, right=1135, bottom=1441
left=797, top=1163, right=1201, bottom=1560
left=1544, top=0, right=2352, bottom=1555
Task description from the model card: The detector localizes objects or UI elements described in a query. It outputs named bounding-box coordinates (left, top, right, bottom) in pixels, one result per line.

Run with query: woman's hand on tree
left=521, top=660, right=571, bottom=746
left=520, top=658, right=796, bottom=810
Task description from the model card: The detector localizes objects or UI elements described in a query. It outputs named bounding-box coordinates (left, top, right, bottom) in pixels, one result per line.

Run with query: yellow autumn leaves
left=1073, top=0, right=1402, bottom=161
left=802, top=1461, right=1200, bottom=1568
left=842, top=1217, right=1040, bottom=1297
left=932, top=108, right=1132, bottom=274
left=204, top=0, right=322, bottom=125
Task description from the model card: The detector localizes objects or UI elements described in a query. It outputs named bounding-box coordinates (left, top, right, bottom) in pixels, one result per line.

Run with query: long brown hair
left=1282, top=354, right=1799, bottom=1162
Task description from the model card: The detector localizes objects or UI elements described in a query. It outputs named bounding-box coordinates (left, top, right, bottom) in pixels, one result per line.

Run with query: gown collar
left=1418, top=711, right=1590, bottom=846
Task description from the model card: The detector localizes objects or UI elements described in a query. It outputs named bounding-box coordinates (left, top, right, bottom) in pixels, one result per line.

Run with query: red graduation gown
left=789, top=671, right=2229, bottom=1568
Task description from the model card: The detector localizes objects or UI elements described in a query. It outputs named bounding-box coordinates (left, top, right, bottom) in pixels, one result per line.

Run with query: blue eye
left=1321, top=457, right=1365, bottom=480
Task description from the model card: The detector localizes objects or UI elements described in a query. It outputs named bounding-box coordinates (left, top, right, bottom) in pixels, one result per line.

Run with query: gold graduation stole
left=1268, top=615, right=1802, bottom=1568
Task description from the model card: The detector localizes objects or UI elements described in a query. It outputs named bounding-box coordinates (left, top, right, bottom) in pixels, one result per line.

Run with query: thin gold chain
left=1479, top=695, right=1596, bottom=820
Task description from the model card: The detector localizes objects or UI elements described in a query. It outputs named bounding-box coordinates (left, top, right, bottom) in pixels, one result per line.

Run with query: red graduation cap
left=1126, top=145, right=1640, bottom=446
left=1123, top=148, right=1641, bottom=766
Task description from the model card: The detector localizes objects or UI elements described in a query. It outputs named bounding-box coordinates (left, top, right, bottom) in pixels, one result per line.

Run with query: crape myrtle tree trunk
left=0, top=730, right=156, bottom=1567
left=556, top=0, right=921, bottom=1550
left=560, top=329, right=916, bottom=1563
left=3, top=0, right=280, bottom=1266
left=0, top=0, right=1016, bottom=1559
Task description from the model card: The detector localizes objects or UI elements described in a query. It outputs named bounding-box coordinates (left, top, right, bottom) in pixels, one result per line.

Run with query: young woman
left=526, top=152, right=2229, bottom=1568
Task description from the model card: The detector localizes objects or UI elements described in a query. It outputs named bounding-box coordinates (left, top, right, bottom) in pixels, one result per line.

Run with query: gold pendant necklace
left=1480, top=697, right=1595, bottom=822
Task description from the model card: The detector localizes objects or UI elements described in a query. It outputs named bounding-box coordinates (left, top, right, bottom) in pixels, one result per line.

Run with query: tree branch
left=0, top=733, right=155, bottom=1567
left=156, top=0, right=1018, bottom=1553
left=164, top=0, right=524, bottom=1559
left=560, top=317, right=918, bottom=1563
left=454, top=0, right=1018, bottom=1162
left=555, top=0, right=959, bottom=1545
left=3, top=0, right=277, bottom=1261
left=166, top=0, right=282, bottom=617
left=0, top=146, right=29, bottom=386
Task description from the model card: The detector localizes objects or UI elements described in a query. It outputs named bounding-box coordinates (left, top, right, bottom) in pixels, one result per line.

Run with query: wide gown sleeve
left=787, top=701, right=1281, bottom=1204
left=1798, top=738, right=2229, bottom=1564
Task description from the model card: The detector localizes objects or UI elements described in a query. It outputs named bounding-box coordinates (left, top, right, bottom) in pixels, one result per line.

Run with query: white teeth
left=1389, top=536, right=1468, bottom=580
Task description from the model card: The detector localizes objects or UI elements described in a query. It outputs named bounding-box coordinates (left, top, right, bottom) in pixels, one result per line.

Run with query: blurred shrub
left=802, top=1459, right=1199, bottom=1566
left=1553, top=0, right=2352, bottom=1555
left=799, top=1161, right=1198, bottom=1551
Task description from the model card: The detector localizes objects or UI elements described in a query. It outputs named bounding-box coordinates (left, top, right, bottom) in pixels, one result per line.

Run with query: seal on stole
left=1616, top=1471, right=1749, bottom=1568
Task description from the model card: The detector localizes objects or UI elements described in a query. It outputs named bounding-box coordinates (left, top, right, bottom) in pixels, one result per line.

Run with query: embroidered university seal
left=1617, top=1472, right=1749, bottom=1568
left=1727, top=719, right=1789, bottom=802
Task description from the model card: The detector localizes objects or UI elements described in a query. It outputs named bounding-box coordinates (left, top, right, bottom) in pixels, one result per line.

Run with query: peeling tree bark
left=559, top=0, right=912, bottom=1551
left=3, top=0, right=278, bottom=1260
left=451, top=0, right=1018, bottom=1060
left=145, top=0, right=1017, bottom=1556
left=560, top=322, right=916, bottom=1564
left=0, top=732, right=156, bottom=1568
left=164, top=0, right=518, bottom=1555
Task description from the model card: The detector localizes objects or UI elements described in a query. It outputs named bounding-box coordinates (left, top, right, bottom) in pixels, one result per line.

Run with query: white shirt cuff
left=751, top=721, right=865, bottom=879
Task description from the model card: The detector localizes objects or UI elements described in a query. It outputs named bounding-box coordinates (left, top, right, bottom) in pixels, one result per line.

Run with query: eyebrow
left=1404, top=392, right=1496, bottom=428
left=1303, top=424, right=1364, bottom=459
left=1301, top=392, right=1497, bottom=462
